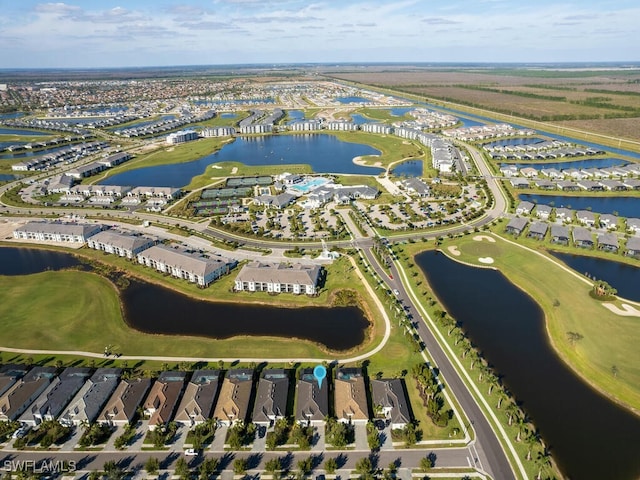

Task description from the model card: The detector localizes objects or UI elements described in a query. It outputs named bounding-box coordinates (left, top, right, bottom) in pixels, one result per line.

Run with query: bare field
left=499, top=85, right=640, bottom=110
left=553, top=117, right=640, bottom=141
left=401, top=85, right=622, bottom=119
left=328, top=70, right=640, bottom=87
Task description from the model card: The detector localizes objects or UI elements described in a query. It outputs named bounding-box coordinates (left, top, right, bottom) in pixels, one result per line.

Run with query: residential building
left=535, top=204, right=552, bottom=220
left=334, top=368, right=369, bottom=425
left=167, top=130, right=198, bottom=144
left=295, top=368, right=329, bottom=426
left=505, top=217, right=528, bottom=236
left=510, top=178, right=530, bottom=189
left=254, top=192, right=297, bottom=209
left=599, top=214, right=618, bottom=231
left=555, top=208, right=573, bottom=223
left=626, top=218, right=640, bottom=235
left=371, top=379, right=411, bottom=430
left=213, top=369, right=254, bottom=426
left=573, top=227, right=594, bottom=248
left=0, top=365, right=30, bottom=398
left=625, top=236, right=640, bottom=258
left=13, top=221, right=102, bottom=244
left=234, top=262, right=322, bottom=295
left=87, top=230, right=157, bottom=259
left=58, top=368, right=122, bottom=427
left=528, top=222, right=548, bottom=240
left=515, top=201, right=534, bottom=215
left=97, top=378, right=152, bottom=426
left=551, top=224, right=570, bottom=245
left=174, top=370, right=221, bottom=427
left=597, top=233, right=619, bottom=253
left=576, top=210, right=596, bottom=227
left=252, top=369, right=289, bottom=426
left=137, top=245, right=234, bottom=287
left=143, top=371, right=187, bottom=431
left=19, top=367, right=92, bottom=427
left=400, top=178, right=430, bottom=197
left=0, top=367, right=57, bottom=422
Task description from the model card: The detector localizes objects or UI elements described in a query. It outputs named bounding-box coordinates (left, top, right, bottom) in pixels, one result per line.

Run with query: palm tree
left=505, top=401, right=521, bottom=427
left=535, top=450, right=552, bottom=480
left=486, top=372, right=499, bottom=395
left=525, top=430, right=540, bottom=461
left=496, top=389, right=509, bottom=409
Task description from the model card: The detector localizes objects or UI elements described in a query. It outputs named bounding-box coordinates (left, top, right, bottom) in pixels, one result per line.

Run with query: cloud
left=33, top=2, right=80, bottom=15
left=421, top=17, right=460, bottom=25
left=179, top=20, right=236, bottom=31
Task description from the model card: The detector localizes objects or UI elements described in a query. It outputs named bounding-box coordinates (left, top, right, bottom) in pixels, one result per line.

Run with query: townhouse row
left=0, top=365, right=413, bottom=432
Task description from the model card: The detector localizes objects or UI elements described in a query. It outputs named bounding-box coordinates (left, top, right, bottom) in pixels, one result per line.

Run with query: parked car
left=185, top=448, right=199, bottom=456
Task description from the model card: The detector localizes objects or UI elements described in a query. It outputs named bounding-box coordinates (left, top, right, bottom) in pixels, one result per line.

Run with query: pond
left=286, top=110, right=305, bottom=124
left=101, top=134, right=383, bottom=187
left=417, top=250, right=640, bottom=480
left=518, top=194, right=640, bottom=218
left=350, top=114, right=374, bottom=125
left=551, top=252, right=640, bottom=301
left=0, top=246, right=369, bottom=351
left=392, top=160, right=423, bottom=177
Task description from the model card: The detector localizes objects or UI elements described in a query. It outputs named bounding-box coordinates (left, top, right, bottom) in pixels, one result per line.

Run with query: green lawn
left=438, top=233, right=640, bottom=413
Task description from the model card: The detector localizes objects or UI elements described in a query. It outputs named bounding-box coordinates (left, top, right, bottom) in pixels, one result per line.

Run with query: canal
left=416, top=250, right=640, bottom=480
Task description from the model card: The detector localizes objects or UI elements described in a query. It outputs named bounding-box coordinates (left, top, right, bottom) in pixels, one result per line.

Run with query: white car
left=185, top=448, right=198, bottom=456
left=393, top=289, right=400, bottom=296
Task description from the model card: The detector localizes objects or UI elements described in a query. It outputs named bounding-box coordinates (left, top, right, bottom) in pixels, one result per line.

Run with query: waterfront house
left=505, top=217, right=528, bottom=236
left=144, top=371, right=187, bottom=431
left=599, top=214, right=618, bottom=231
left=551, top=224, right=570, bottom=245
left=597, top=233, right=619, bottom=253
left=626, top=218, right=640, bottom=235
left=174, top=370, right=220, bottom=427
left=534, top=179, right=556, bottom=190
left=334, top=368, right=369, bottom=425
left=535, top=204, right=552, bottom=220
left=58, top=368, right=122, bottom=427
left=252, top=369, right=289, bottom=427
left=576, top=210, right=596, bottom=227
left=599, top=180, right=627, bottom=191
left=527, top=222, right=548, bottom=240
left=295, top=368, right=329, bottom=426
left=234, top=262, right=322, bottom=295
left=213, top=369, right=254, bottom=426
left=520, top=167, right=538, bottom=178
left=625, top=236, right=640, bottom=258
left=577, top=180, right=604, bottom=192
left=0, top=367, right=57, bottom=422
left=510, top=178, right=530, bottom=189
left=97, top=378, right=152, bottom=426
left=20, top=367, right=92, bottom=427
left=572, top=227, right=594, bottom=248
left=555, top=208, right=574, bottom=223
left=371, top=379, right=411, bottom=430
left=622, top=178, right=640, bottom=190
left=515, top=201, right=534, bottom=215
left=555, top=180, right=580, bottom=191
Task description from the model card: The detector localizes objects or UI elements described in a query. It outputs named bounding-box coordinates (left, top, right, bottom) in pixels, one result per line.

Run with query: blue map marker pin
left=313, top=365, right=327, bottom=389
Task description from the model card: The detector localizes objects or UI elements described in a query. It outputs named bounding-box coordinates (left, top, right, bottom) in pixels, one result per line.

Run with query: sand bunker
left=478, top=257, right=494, bottom=264
left=231, top=167, right=238, bottom=174
left=473, top=235, right=496, bottom=243
left=447, top=246, right=461, bottom=257
left=210, top=165, right=222, bottom=169
left=601, top=303, right=640, bottom=317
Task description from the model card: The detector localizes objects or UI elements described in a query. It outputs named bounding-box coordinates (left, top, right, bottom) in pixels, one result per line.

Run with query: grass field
left=434, top=233, right=640, bottom=414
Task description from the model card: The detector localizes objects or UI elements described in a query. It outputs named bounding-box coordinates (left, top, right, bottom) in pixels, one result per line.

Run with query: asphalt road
left=362, top=247, right=516, bottom=480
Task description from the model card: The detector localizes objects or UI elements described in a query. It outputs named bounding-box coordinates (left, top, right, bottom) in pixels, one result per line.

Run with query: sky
left=0, top=0, right=638, bottom=68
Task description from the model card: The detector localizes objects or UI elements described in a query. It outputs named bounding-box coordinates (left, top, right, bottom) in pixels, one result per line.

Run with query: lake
left=417, top=250, right=640, bottom=480
left=392, top=160, right=423, bottom=177
left=518, top=194, right=640, bottom=217
left=350, top=114, right=374, bottom=125
left=501, top=157, right=628, bottom=171
left=551, top=252, right=640, bottom=301
left=286, top=110, right=305, bottom=124
left=101, top=134, right=382, bottom=187
left=0, top=246, right=369, bottom=351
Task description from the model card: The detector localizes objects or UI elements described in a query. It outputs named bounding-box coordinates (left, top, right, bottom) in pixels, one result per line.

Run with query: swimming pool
left=291, top=177, right=330, bottom=194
